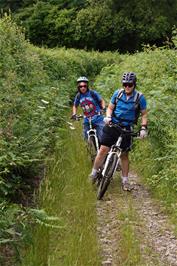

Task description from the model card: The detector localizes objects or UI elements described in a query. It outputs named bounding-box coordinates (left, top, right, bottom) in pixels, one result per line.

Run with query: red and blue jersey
left=74, top=90, right=104, bottom=124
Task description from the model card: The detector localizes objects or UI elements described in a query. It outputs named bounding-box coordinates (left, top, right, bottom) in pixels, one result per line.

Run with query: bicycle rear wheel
left=88, top=136, right=97, bottom=162
left=97, top=154, right=118, bottom=200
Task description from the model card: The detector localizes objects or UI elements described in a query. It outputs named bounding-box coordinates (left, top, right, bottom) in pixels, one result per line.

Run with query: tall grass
left=21, top=120, right=100, bottom=266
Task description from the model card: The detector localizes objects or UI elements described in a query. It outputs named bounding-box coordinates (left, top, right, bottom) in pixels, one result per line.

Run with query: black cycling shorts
left=100, top=125, right=132, bottom=151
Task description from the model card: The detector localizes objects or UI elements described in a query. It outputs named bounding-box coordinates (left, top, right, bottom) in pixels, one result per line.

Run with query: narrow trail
left=96, top=172, right=177, bottom=266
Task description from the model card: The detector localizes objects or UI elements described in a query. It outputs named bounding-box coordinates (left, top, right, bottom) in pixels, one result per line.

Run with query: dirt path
left=96, top=172, right=177, bottom=266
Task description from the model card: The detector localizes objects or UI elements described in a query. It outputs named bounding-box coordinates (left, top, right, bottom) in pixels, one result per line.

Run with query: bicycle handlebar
left=71, top=114, right=83, bottom=121
left=71, top=111, right=103, bottom=121
left=109, top=123, right=139, bottom=137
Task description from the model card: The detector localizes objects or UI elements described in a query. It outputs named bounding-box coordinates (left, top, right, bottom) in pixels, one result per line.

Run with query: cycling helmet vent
left=77, top=76, right=89, bottom=83
left=122, top=72, right=137, bottom=84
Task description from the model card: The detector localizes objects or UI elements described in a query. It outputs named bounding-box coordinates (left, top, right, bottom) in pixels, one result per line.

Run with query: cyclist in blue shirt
left=71, top=76, right=105, bottom=143
left=90, top=72, right=148, bottom=191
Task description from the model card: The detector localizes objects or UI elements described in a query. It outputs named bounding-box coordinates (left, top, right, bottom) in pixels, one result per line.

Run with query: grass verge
left=21, top=121, right=100, bottom=266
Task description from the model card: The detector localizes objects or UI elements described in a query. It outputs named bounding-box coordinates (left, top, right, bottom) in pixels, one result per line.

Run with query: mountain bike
left=97, top=124, right=138, bottom=200
left=71, top=114, right=100, bottom=162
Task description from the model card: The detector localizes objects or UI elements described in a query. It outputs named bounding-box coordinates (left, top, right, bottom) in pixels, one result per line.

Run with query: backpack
left=76, top=89, right=102, bottom=109
left=113, top=88, right=143, bottom=124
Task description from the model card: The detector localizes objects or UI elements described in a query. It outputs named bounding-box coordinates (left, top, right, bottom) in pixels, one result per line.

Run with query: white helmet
left=77, top=76, right=89, bottom=83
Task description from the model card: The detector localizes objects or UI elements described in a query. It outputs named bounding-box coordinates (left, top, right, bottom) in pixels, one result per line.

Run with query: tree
left=74, top=3, right=114, bottom=50
left=13, top=0, right=177, bottom=52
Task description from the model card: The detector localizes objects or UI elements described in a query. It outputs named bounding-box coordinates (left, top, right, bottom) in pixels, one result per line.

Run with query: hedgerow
left=0, top=16, right=121, bottom=263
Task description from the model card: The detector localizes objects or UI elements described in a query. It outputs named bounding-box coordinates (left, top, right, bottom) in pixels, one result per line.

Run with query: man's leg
left=95, top=121, right=105, bottom=143
left=120, top=152, right=132, bottom=191
left=90, top=145, right=110, bottom=179
left=121, top=152, right=129, bottom=178
left=94, top=145, right=110, bottom=169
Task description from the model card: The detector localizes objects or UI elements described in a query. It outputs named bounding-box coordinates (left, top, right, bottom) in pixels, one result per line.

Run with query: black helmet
left=122, top=72, right=137, bottom=85
left=77, top=76, right=89, bottom=83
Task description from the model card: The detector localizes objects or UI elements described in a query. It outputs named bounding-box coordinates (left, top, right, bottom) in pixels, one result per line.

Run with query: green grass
left=114, top=188, right=142, bottom=266
left=21, top=121, right=100, bottom=266
left=110, top=182, right=161, bottom=266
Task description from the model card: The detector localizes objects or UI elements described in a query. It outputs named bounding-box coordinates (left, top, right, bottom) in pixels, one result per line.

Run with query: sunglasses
left=123, top=83, right=134, bottom=88
left=78, top=85, right=87, bottom=89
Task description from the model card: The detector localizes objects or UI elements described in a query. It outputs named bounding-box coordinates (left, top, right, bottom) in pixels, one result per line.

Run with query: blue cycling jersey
left=111, top=89, right=147, bottom=126
left=74, top=90, right=104, bottom=124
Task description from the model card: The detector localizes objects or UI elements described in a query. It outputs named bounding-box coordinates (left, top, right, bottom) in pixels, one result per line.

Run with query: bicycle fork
left=87, top=117, right=99, bottom=153
left=102, top=136, right=122, bottom=178
left=87, top=129, right=99, bottom=152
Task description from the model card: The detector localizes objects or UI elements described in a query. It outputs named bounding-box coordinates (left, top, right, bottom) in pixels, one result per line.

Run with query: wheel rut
left=96, top=172, right=177, bottom=266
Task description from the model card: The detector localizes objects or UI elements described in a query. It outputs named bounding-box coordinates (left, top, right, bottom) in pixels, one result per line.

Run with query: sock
left=121, top=176, right=128, bottom=184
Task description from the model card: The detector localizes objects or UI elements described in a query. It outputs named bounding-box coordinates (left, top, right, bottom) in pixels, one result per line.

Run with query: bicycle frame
left=101, top=135, right=122, bottom=178
left=72, top=114, right=100, bottom=158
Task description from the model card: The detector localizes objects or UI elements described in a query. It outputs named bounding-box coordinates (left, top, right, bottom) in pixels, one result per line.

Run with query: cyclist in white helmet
left=71, top=76, right=106, bottom=143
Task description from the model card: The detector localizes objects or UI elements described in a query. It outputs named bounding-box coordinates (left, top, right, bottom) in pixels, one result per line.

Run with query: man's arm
left=100, top=99, right=106, bottom=110
left=72, top=105, right=77, bottom=115
left=71, top=105, right=78, bottom=120
left=106, top=103, right=115, bottom=117
left=141, top=109, right=148, bottom=127
left=140, top=109, right=148, bottom=139
left=103, top=103, right=115, bottom=124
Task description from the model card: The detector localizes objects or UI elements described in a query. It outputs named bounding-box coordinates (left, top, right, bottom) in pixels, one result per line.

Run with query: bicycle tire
left=97, top=154, right=118, bottom=200
left=88, top=135, right=97, bottom=162
left=105, top=153, right=118, bottom=178
left=97, top=176, right=110, bottom=200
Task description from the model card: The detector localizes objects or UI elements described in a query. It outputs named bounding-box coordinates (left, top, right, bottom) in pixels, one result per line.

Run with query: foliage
left=21, top=116, right=100, bottom=265
left=0, top=16, right=121, bottom=263
left=12, top=0, right=177, bottom=52
left=0, top=15, right=119, bottom=192
left=0, top=201, right=63, bottom=264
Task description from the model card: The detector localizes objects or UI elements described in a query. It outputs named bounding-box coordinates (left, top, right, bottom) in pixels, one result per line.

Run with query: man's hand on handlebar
left=104, top=116, right=112, bottom=124
left=71, top=114, right=83, bottom=121
left=71, top=114, right=77, bottom=120
left=139, top=126, right=148, bottom=139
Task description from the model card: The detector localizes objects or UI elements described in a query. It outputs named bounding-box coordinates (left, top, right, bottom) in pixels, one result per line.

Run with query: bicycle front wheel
left=88, top=136, right=97, bottom=162
left=97, top=154, right=118, bottom=200
left=104, top=153, right=118, bottom=178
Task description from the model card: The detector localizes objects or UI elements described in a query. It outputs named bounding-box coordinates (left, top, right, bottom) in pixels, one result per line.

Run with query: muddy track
left=96, top=172, right=177, bottom=266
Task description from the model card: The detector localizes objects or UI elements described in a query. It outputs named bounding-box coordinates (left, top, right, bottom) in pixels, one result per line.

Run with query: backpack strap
left=76, top=91, right=81, bottom=101
left=133, top=90, right=143, bottom=124
left=114, top=88, right=124, bottom=105
left=134, top=91, right=143, bottom=108
left=112, top=88, right=124, bottom=119
left=113, top=89, right=143, bottom=124
left=134, top=90, right=141, bottom=101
